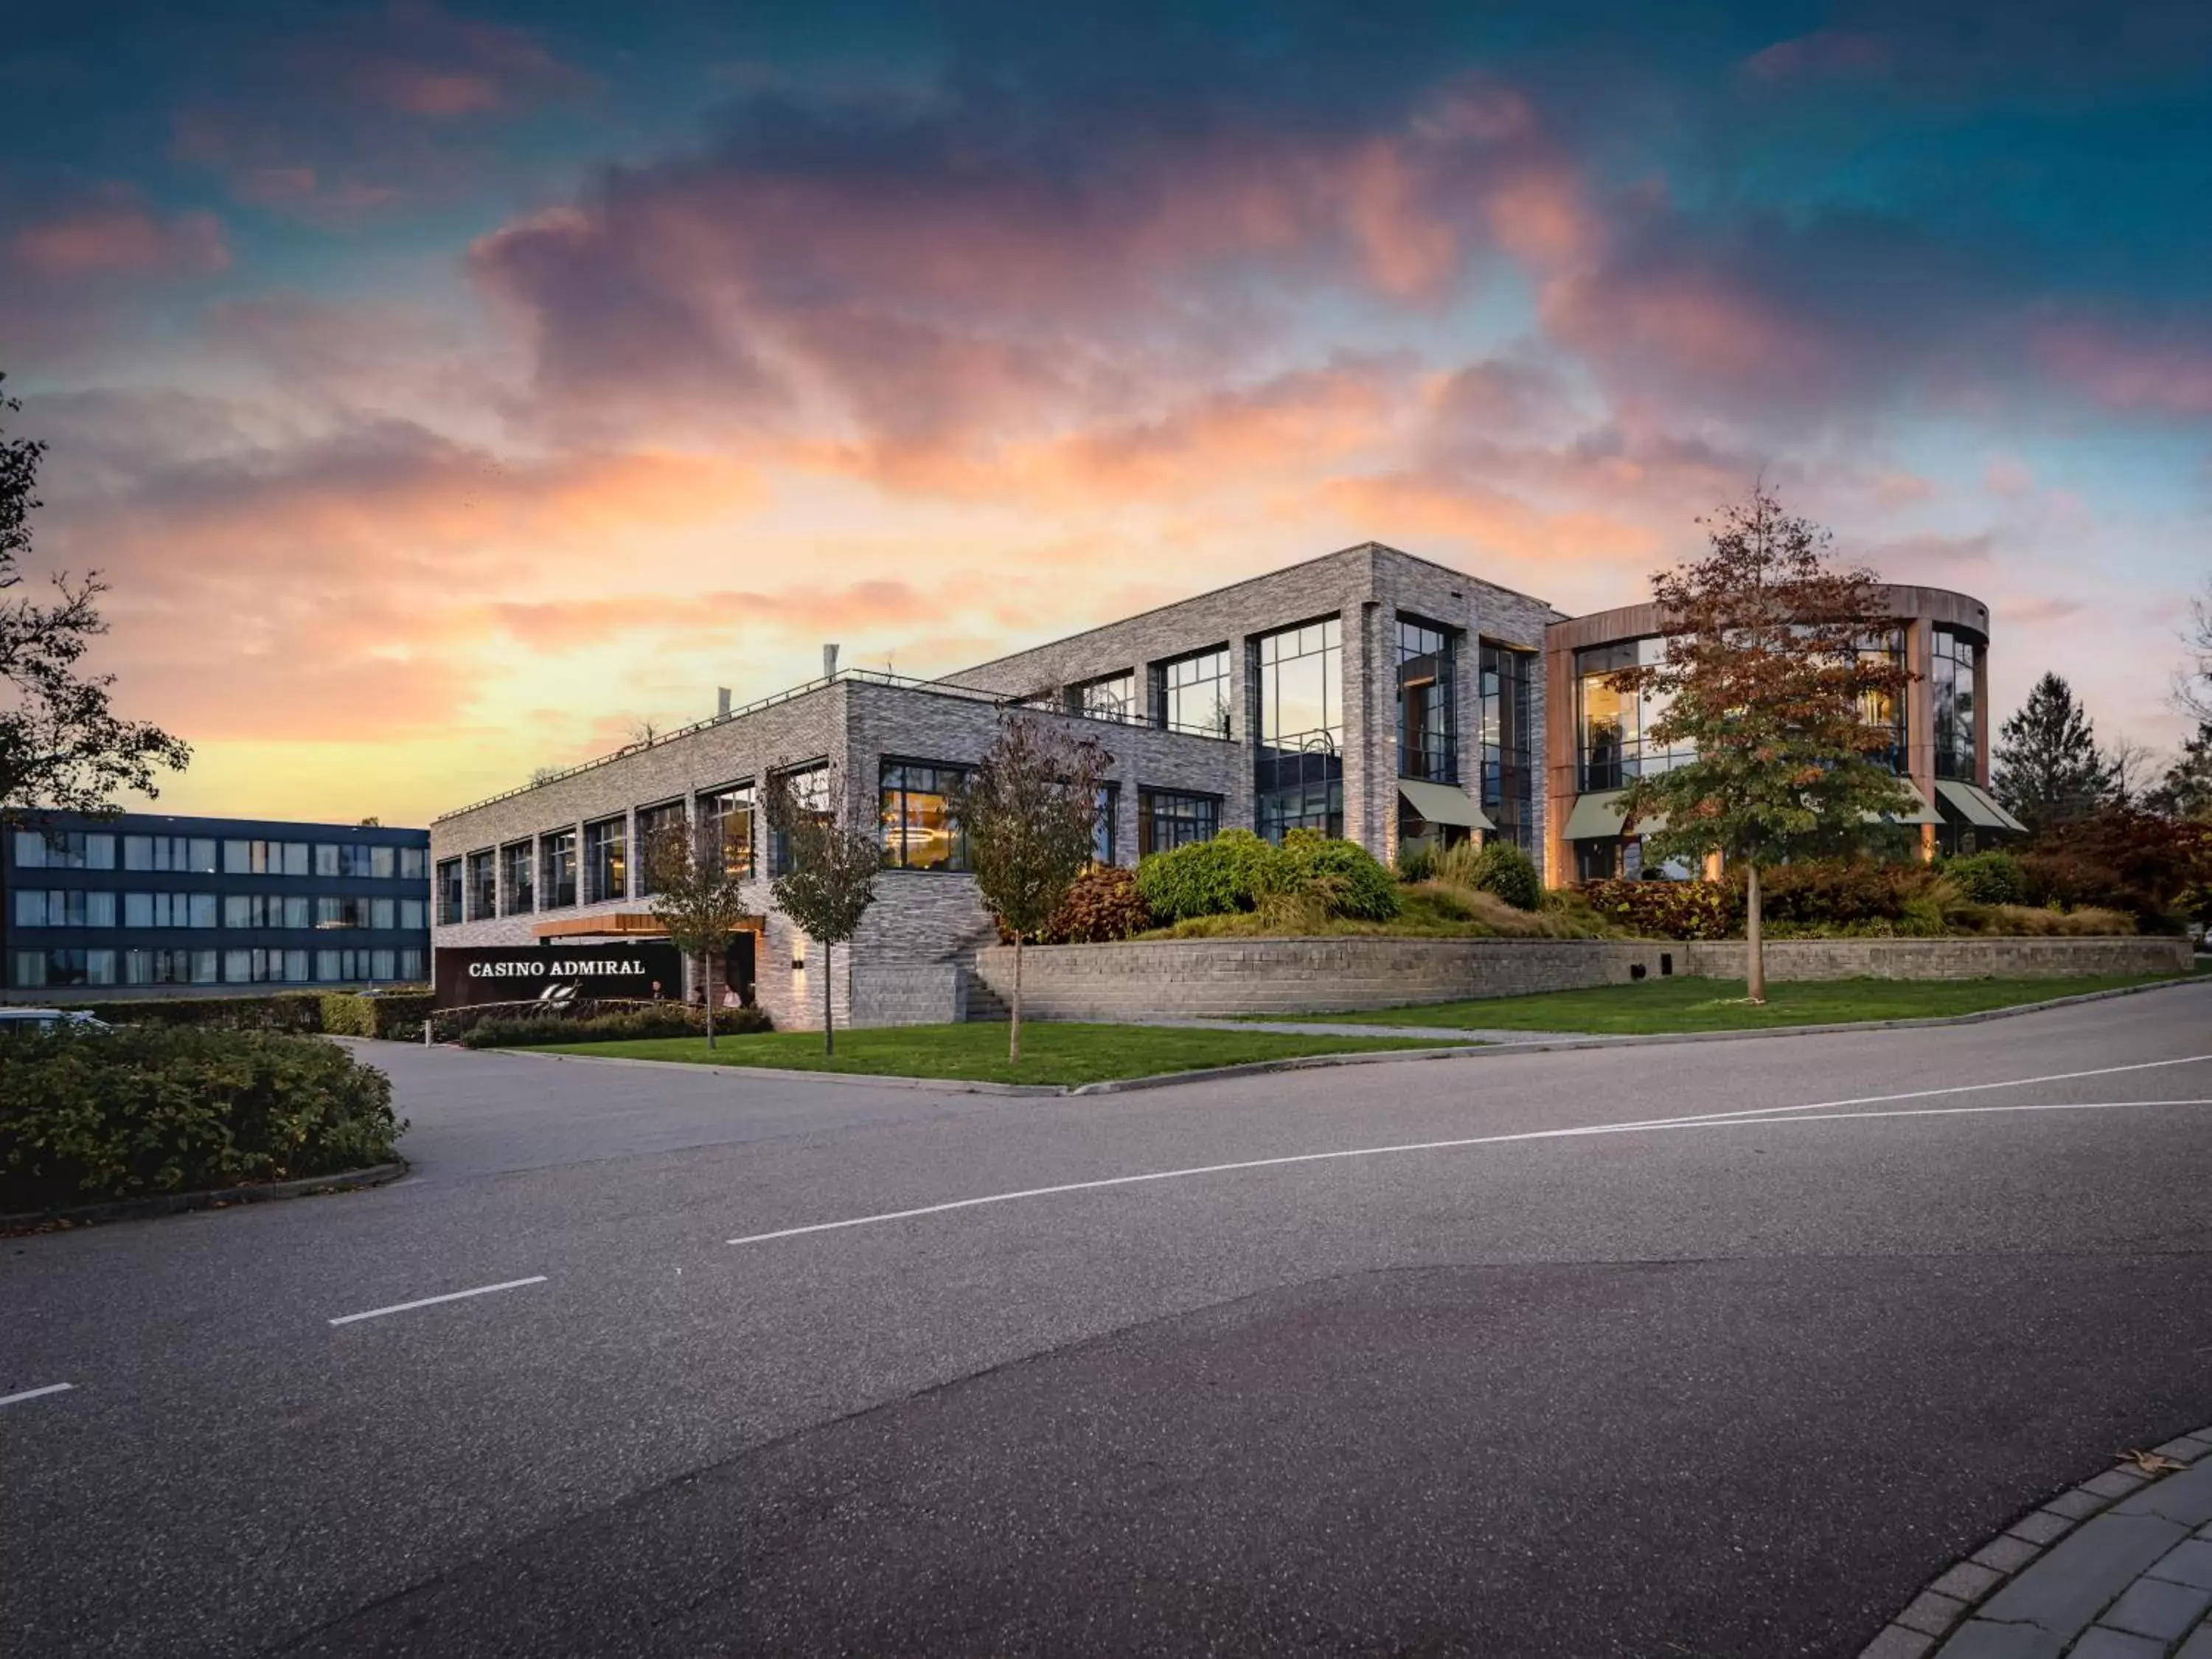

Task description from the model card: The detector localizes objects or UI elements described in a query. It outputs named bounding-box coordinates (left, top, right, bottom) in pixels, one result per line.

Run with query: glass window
left=133, top=835, right=215, bottom=872
left=1254, top=616, right=1344, bottom=841
left=124, top=948, right=219, bottom=986
left=1094, top=783, right=1119, bottom=866
left=189, top=838, right=216, bottom=873
left=1576, top=638, right=1694, bottom=791
left=465, top=849, right=496, bottom=920
left=1856, top=629, right=1907, bottom=775
left=399, top=846, right=428, bottom=881
left=1933, top=629, right=1980, bottom=782
left=1137, top=788, right=1221, bottom=855
left=282, top=842, right=310, bottom=877
left=1397, top=616, right=1456, bottom=783
left=372, top=897, right=395, bottom=931
left=315, top=844, right=339, bottom=877
left=398, top=949, right=425, bottom=981
left=1480, top=643, right=1535, bottom=855
left=13, top=950, right=45, bottom=986
left=26, top=947, right=116, bottom=985
left=13, top=891, right=114, bottom=927
left=400, top=897, right=426, bottom=931
left=190, top=893, right=218, bottom=928
left=285, top=895, right=311, bottom=929
left=224, top=840, right=256, bottom=874
left=1065, top=670, right=1137, bottom=723
left=435, top=860, right=463, bottom=925
left=702, top=785, right=755, bottom=879
left=13, top=889, right=44, bottom=928
left=317, top=896, right=376, bottom=929
left=224, top=894, right=251, bottom=928
left=880, top=762, right=970, bottom=871
left=540, top=830, right=578, bottom=909
left=13, top=830, right=44, bottom=869
left=583, top=816, right=627, bottom=903
left=1151, top=649, right=1231, bottom=738
left=769, top=767, right=830, bottom=876
left=501, top=842, right=534, bottom=914
left=636, top=802, right=688, bottom=894
left=372, top=949, right=396, bottom=981
left=371, top=846, right=396, bottom=880
left=124, top=835, right=153, bottom=871
left=13, top=830, right=114, bottom=869
left=124, top=891, right=153, bottom=928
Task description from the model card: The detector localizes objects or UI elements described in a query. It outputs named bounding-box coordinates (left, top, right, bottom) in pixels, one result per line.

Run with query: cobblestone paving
left=1864, top=1427, right=2212, bottom=1658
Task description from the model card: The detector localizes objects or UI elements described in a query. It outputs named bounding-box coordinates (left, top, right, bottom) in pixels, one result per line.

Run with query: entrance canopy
left=1397, top=778, right=1495, bottom=832
left=1868, top=779, right=1943, bottom=827
left=1562, top=788, right=1667, bottom=840
left=1935, top=780, right=2027, bottom=834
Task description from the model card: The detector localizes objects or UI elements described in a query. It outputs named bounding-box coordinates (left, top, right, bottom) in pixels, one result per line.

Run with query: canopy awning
left=531, top=912, right=768, bottom=941
left=1561, top=788, right=1667, bottom=840
left=1397, top=776, right=1495, bottom=831
left=1865, top=779, right=1942, bottom=827
left=1935, top=779, right=2023, bottom=832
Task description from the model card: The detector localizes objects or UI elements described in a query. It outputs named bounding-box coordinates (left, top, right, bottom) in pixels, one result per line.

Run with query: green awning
left=1397, top=777, right=1495, bottom=831
left=1935, top=779, right=2017, bottom=831
left=1865, top=779, right=1941, bottom=827
left=1562, top=788, right=1666, bottom=839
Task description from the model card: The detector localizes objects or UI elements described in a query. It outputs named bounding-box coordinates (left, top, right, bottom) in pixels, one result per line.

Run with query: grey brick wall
left=973, top=935, right=2191, bottom=1020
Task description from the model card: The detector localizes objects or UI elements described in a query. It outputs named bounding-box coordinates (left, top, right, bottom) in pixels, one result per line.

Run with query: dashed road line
left=329, top=1276, right=549, bottom=1326
left=1, top=1382, right=75, bottom=1408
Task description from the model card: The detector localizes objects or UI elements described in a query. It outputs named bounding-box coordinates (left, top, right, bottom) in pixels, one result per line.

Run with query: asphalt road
left=5, top=984, right=2212, bottom=1658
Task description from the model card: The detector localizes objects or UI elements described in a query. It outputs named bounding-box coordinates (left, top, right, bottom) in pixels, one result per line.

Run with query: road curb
left=0, top=1159, right=410, bottom=1234
left=1858, top=1421, right=2212, bottom=1657
left=401, top=973, right=2207, bottom=1099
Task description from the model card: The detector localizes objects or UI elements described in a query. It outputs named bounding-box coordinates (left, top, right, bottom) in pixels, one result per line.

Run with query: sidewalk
left=1865, top=1425, right=2212, bottom=1658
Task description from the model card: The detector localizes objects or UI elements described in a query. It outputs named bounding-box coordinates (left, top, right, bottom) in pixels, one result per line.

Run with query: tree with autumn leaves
left=1613, top=485, right=1919, bottom=1004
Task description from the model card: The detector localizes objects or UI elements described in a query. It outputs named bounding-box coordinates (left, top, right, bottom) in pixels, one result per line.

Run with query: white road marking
left=726, top=1067, right=2212, bottom=1249
left=0, top=1382, right=74, bottom=1408
left=328, top=1276, right=548, bottom=1326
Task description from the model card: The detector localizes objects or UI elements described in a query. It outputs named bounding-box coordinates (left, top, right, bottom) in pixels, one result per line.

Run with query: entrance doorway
left=723, top=930, right=757, bottom=1007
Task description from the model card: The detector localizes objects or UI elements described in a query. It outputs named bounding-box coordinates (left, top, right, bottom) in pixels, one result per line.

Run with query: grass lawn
left=532, top=1022, right=1456, bottom=1086
left=1258, top=970, right=2205, bottom=1036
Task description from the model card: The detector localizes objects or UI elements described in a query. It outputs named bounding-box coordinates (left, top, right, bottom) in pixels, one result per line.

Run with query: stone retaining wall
left=971, top=936, right=2192, bottom=1021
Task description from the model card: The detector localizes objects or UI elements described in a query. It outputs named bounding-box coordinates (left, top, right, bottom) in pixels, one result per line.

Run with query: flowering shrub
left=1577, top=877, right=1736, bottom=939
left=1010, top=865, right=1155, bottom=944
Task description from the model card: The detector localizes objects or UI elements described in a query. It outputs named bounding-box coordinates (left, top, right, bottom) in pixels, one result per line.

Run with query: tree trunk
left=821, top=940, right=834, bottom=1056
left=703, top=948, right=716, bottom=1049
left=1745, top=860, right=1767, bottom=1005
left=1010, top=934, right=1023, bottom=1063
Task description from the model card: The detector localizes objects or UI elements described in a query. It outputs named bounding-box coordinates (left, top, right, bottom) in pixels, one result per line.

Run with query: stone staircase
left=962, top=969, right=1009, bottom=1022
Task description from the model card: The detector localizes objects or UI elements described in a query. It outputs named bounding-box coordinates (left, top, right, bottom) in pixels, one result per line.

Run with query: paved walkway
left=1866, top=1425, right=2212, bottom=1658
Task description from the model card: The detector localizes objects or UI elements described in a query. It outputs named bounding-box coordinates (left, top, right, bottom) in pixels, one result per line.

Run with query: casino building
left=3, top=813, right=431, bottom=998
left=428, top=541, right=2014, bottom=1030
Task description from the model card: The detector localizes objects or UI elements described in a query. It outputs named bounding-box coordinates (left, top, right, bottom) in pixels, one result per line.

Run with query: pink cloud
left=1742, top=31, right=1896, bottom=86
left=2035, top=317, right=2212, bottom=416
left=10, top=195, right=229, bottom=278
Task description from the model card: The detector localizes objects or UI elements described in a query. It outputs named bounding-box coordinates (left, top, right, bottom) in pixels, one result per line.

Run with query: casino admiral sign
left=433, top=943, right=686, bottom=1008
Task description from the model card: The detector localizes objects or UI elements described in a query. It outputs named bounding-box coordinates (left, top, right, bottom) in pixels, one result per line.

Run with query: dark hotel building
left=1, top=813, right=431, bottom=998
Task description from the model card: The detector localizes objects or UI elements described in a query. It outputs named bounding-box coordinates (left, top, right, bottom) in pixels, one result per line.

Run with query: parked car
left=0, top=1007, right=113, bottom=1034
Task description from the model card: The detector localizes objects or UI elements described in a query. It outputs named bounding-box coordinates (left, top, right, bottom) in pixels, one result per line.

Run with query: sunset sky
left=7, top=1, right=2210, bottom=825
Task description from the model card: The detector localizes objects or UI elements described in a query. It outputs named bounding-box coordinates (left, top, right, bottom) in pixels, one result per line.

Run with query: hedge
left=1135, top=829, right=1285, bottom=922
left=0, top=1026, right=404, bottom=1211
left=1280, top=830, right=1400, bottom=921
left=455, top=1004, right=772, bottom=1048
left=67, top=991, right=330, bottom=1032
left=319, top=991, right=436, bottom=1042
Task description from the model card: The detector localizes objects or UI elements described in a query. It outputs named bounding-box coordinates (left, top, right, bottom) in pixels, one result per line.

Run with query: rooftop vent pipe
left=716, top=686, right=731, bottom=719
left=823, top=643, right=840, bottom=679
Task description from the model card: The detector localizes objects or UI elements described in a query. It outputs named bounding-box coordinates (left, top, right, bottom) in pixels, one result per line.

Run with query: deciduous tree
left=644, top=820, right=755, bottom=1048
left=1992, top=672, right=2115, bottom=833
left=956, top=714, right=1113, bottom=1062
left=1613, top=484, right=1917, bottom=1003
left=763, top=765, right=878, bottom=1054
left=1, top=372, right=189, bottom=820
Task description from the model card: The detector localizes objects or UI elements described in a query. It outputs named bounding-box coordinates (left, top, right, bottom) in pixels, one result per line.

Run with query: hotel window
left=1137, top=788, right=1220, bottom=855
left=1253, top=616, right=1343, bottom=841
left=372, top=897, right=396, bottom=931
left=1479, top=642, right=1536, bottom=854
left=769, top=766, right=830, bottom=876
left=435, top=859, right=463, bottom=925
left=1933, top=629, right=1980, bottom=782
left=123, top=835, right=218, bottom=873
left=1151, top=647, right=1231, bottom=738
left=466, top=849, right=497, bottom=919
left=399, top=846, right=428, bottom=882
left=1397, top=616, right=1456, bottom=783
left=224, top=839, right=308, bottom=875
left=316, top=896, right=377, bottom=929
left=398, top=949, right=425, bottom=981
left=400, top=897, right=427, bottom=931
left=13, top=830, right=116, bottom=870
left=540, top=830, right=578, bottom=909
left=125, top=891, right=218, bottom=928
left=372, top=846, right=397, bottom=880
left=13, top=889, right=116, bottom=928
left=1576, top=639, right=1694, bottom=792
left=1065, top=670, right=1138, bottom=723
left=702, top=784, right=756, bottom=880
left=125, top=948, right=219, bottom=986
left=224, top=948, right=308, bottom=984
left=14, top=948, right=116, bottom=987
left=224, top=894, right=282, bottom=928
left=501, top=842, right=534, bottom=914
left=1856, top=628, right=1908, bottom=775
left=285, top=895, right=311, bottom=929
left=880, top=762, right=970, bottom=871
left=583, top=815, right=627, bottom=903
left=636, top=801, right=688, bottom=894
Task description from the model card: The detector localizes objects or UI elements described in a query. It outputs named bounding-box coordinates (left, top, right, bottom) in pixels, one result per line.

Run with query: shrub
left=1015, top=865, right=1155, bottom=945
left=1135, top=829, right=1287, bottom=922
left=1579, top=877, right=1736, bottom=939
left=1944, top=850, right=2027, bottom=906
left=1395, top=844, right=1438, bottom=883
left=1467, top=842, right=1542, bottom=911
left=319, top=991, right=437, bottom=1042
left=1281, top=829, right=1400, bottom=921
left=455, top=1004, right=772, bottom=1048
left=72, top=992, right=330, bottom=1033
left=2021, top=808, right=2212, bottom=931
left=1749, top=859, right=1936, bottom=925
left=0, top=1026, right=404, bottom=1211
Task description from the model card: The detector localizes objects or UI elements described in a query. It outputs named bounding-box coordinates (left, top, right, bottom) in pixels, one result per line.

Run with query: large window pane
left=540, top=830, right=578, bottom=908
left=400, top=897, right=426, bottom=931
left=769, top=767, right=830, bottom=875
left=315, top=844, right=340, bottom=877
left=465, top=849, right=496, bottom=919
left=880, top=762, right=969, bottom=871
left=1137, top=789, right=1220, bottom=855
left=702, top=785, right=755, bottom=879
left=636, top=802, right=687, bottom=894
left=124, top=835, right=153, bottom=871
left=435, top=860, right=463, bottom=925
left=1479, top=643, right=1536, bottom=853
left=400, top=846, right=428, bottom=881
left=1397, top=616, right=1456, bottom=783
left=1065, top=671, right=1137, bottom=723
left=1255, top=618, right=1343, bottom=840
left=583, top=817, right=627, bottom=903
left=125, top=891, right=153, bottom=928
left=501, top=842, right=534, bottom=914
left=190, top=894, right=218, bottom=928
left=1152, top=647, right=1232, bottom=739
left=1934, top=629, right=1980, bottom=782
left=372, top=846, right=396, bottom=880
